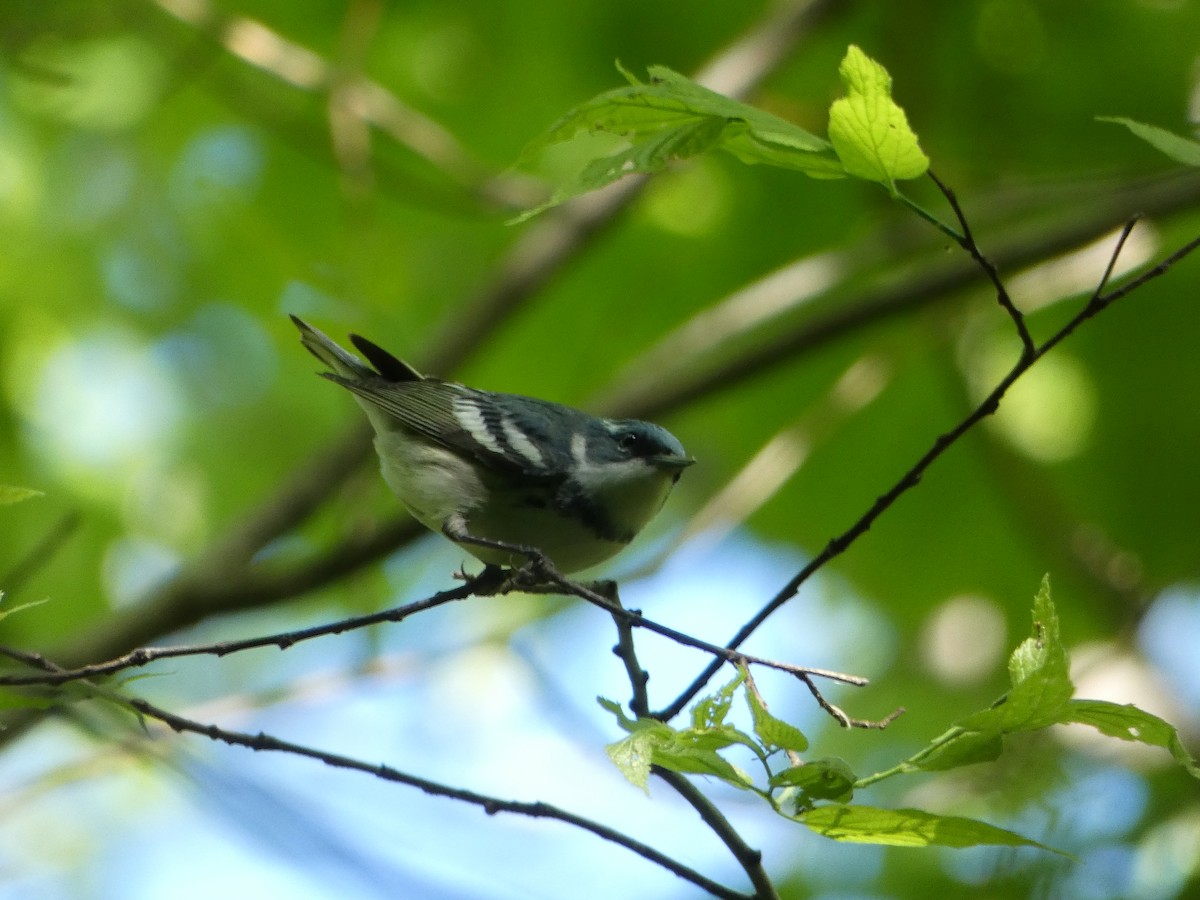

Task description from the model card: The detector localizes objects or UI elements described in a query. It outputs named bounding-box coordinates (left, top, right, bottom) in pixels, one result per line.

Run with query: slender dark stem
left=606, top=584, right=652, bottom=717
left=0, top=576, right=483, bottom=686
left=795, top=673, right=905, bottom=730
left=533, top=563, right=870, bottom=697
left=653, top=767, right=780, bottom=900
left=1094, top=216, right=1140, bottom=296
left=927, top=170, right=1034, bottom=355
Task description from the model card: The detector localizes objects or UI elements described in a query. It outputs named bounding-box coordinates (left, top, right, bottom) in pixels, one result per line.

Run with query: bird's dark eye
left=617, top=431, right=643, bottom=455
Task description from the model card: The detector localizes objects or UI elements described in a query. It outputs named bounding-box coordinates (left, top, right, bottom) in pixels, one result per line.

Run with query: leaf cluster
left=516, top=46, right=930, bottom=222
left=602, top=578, right=1197, bottom=853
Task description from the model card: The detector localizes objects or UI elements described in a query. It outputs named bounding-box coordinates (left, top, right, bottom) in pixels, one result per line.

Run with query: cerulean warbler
left=291, top=316, right=694, bottom=573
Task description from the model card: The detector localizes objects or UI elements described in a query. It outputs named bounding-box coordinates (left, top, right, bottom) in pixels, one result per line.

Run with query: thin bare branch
left=0, top=574, right=481, bottom=687
left=118, top=696, right=750, bottom=900
left=1094, top=216, right=1141, bottom=297
left=653, top=767, right=779, bottom=900
left=0, top=563, right=866, bottom=699
left=928, top=170, right=1034, bottom=356
left=606, top=584, right=652, bottom=718
left=795, top=673, right=904, bottom=730
left=528, top=563, right=869, bottom=691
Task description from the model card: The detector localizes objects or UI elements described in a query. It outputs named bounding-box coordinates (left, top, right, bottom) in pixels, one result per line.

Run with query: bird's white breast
left=373, top=430, right=486, bottom=535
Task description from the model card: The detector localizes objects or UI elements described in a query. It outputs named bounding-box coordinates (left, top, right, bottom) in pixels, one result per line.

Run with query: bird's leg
left=442, top=515, right=562, bottom=589
left=456, top=564, right=508, bottom=595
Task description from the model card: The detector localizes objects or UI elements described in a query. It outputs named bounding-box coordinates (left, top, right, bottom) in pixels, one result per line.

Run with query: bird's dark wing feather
left=321, top=375, right=564, bottom=479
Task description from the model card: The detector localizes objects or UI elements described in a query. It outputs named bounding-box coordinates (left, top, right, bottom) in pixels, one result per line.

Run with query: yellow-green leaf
left=828, top=45, right=929, bottom=192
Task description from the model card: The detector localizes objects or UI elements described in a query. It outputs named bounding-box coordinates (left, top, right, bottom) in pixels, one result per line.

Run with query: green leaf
left=1098, top=117, right=1200, bottom=167
left=959, top=575, right=1073, bottom=734
left=1065, top=699, right=1200, bottom=779
left=602, top=681, right=758, bottom=792
left=877, top=578, right=1073, bottom=779
left=913, top=729, right=1004, bottom=772
left=651, top=730, right=754, bottom=788
left=691, top=669, right=744, bottom=731
left=641, top=66, right=833, bottom=157
left=514, top=63, right=844, bottom=219
left=770, top=757, right=856, bottom=803
left=745, top=679, right=808, bottom=753
left=827, top=45, right=929, bottom=192
left=605, top=720, right=754, bottom=791
left=799, top=805, right=1063, bottom=853
left=606, top=726, right=663, bottom=792
left=0, top=485, right=43, bottom=506
left=596, top=695, right=638, bottom=732
left=1002, top=574, right=1074, bottom=724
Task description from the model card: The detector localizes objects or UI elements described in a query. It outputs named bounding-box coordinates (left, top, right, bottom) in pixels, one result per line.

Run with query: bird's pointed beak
left=650, top=454, right=696, bottom=471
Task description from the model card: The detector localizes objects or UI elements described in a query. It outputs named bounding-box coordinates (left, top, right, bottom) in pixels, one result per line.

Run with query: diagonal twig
left=928, top=170, right=1035, bottom=356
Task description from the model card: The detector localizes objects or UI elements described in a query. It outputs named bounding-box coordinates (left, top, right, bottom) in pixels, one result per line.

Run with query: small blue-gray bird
left=291, top=316, right=693, bottom=573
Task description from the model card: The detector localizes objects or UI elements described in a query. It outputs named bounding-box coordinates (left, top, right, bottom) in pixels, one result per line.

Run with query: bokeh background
left=1, top=1, right=1199, bottom=898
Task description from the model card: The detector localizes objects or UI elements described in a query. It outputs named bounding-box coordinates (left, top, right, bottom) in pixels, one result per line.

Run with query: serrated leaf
left=514, top=63, right=843, bottom=219
left=888, top=579, right=1073, bottom=778
left=799, top=805, right=1064, bottom=854
left=770, top=757, right=855, bottom=803
left=1098, top=116, right=1200, bottom=167
left=745, top=682, right=808, bottom=753
left=606, top=728, right=662, bottom=792
left=513, top=119, right=733, bottom=223
left=1066, top=699, right=1200, bottom=778
left=651, top=736, right=754, bottom=788
left=603, top=683, right=758, bottom=792
left=1009, top=575, right=1065, bottom=683
left=606, top=720, right=754, bottom=791
left=642, top=66, right=831, bottom=155
left=691, top=669, right=744, bottom=731
left=683, top=724, right=760, bottom=753
left=0, top=485, right=43, bottom=506
left=1003, top=574, right=1073, bottom=726
left=827, top=45, right=929, bottom=192
left=959, top=575, right=1073, bottom=734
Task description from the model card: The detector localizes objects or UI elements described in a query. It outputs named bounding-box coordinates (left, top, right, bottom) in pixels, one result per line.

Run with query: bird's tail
left=290, top=315, right=375, bottom=379
left=290, top=315, right=423, bottom=383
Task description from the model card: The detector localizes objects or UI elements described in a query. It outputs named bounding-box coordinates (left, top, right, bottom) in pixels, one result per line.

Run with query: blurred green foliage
left=1, top=1, right=1199, bottom=898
